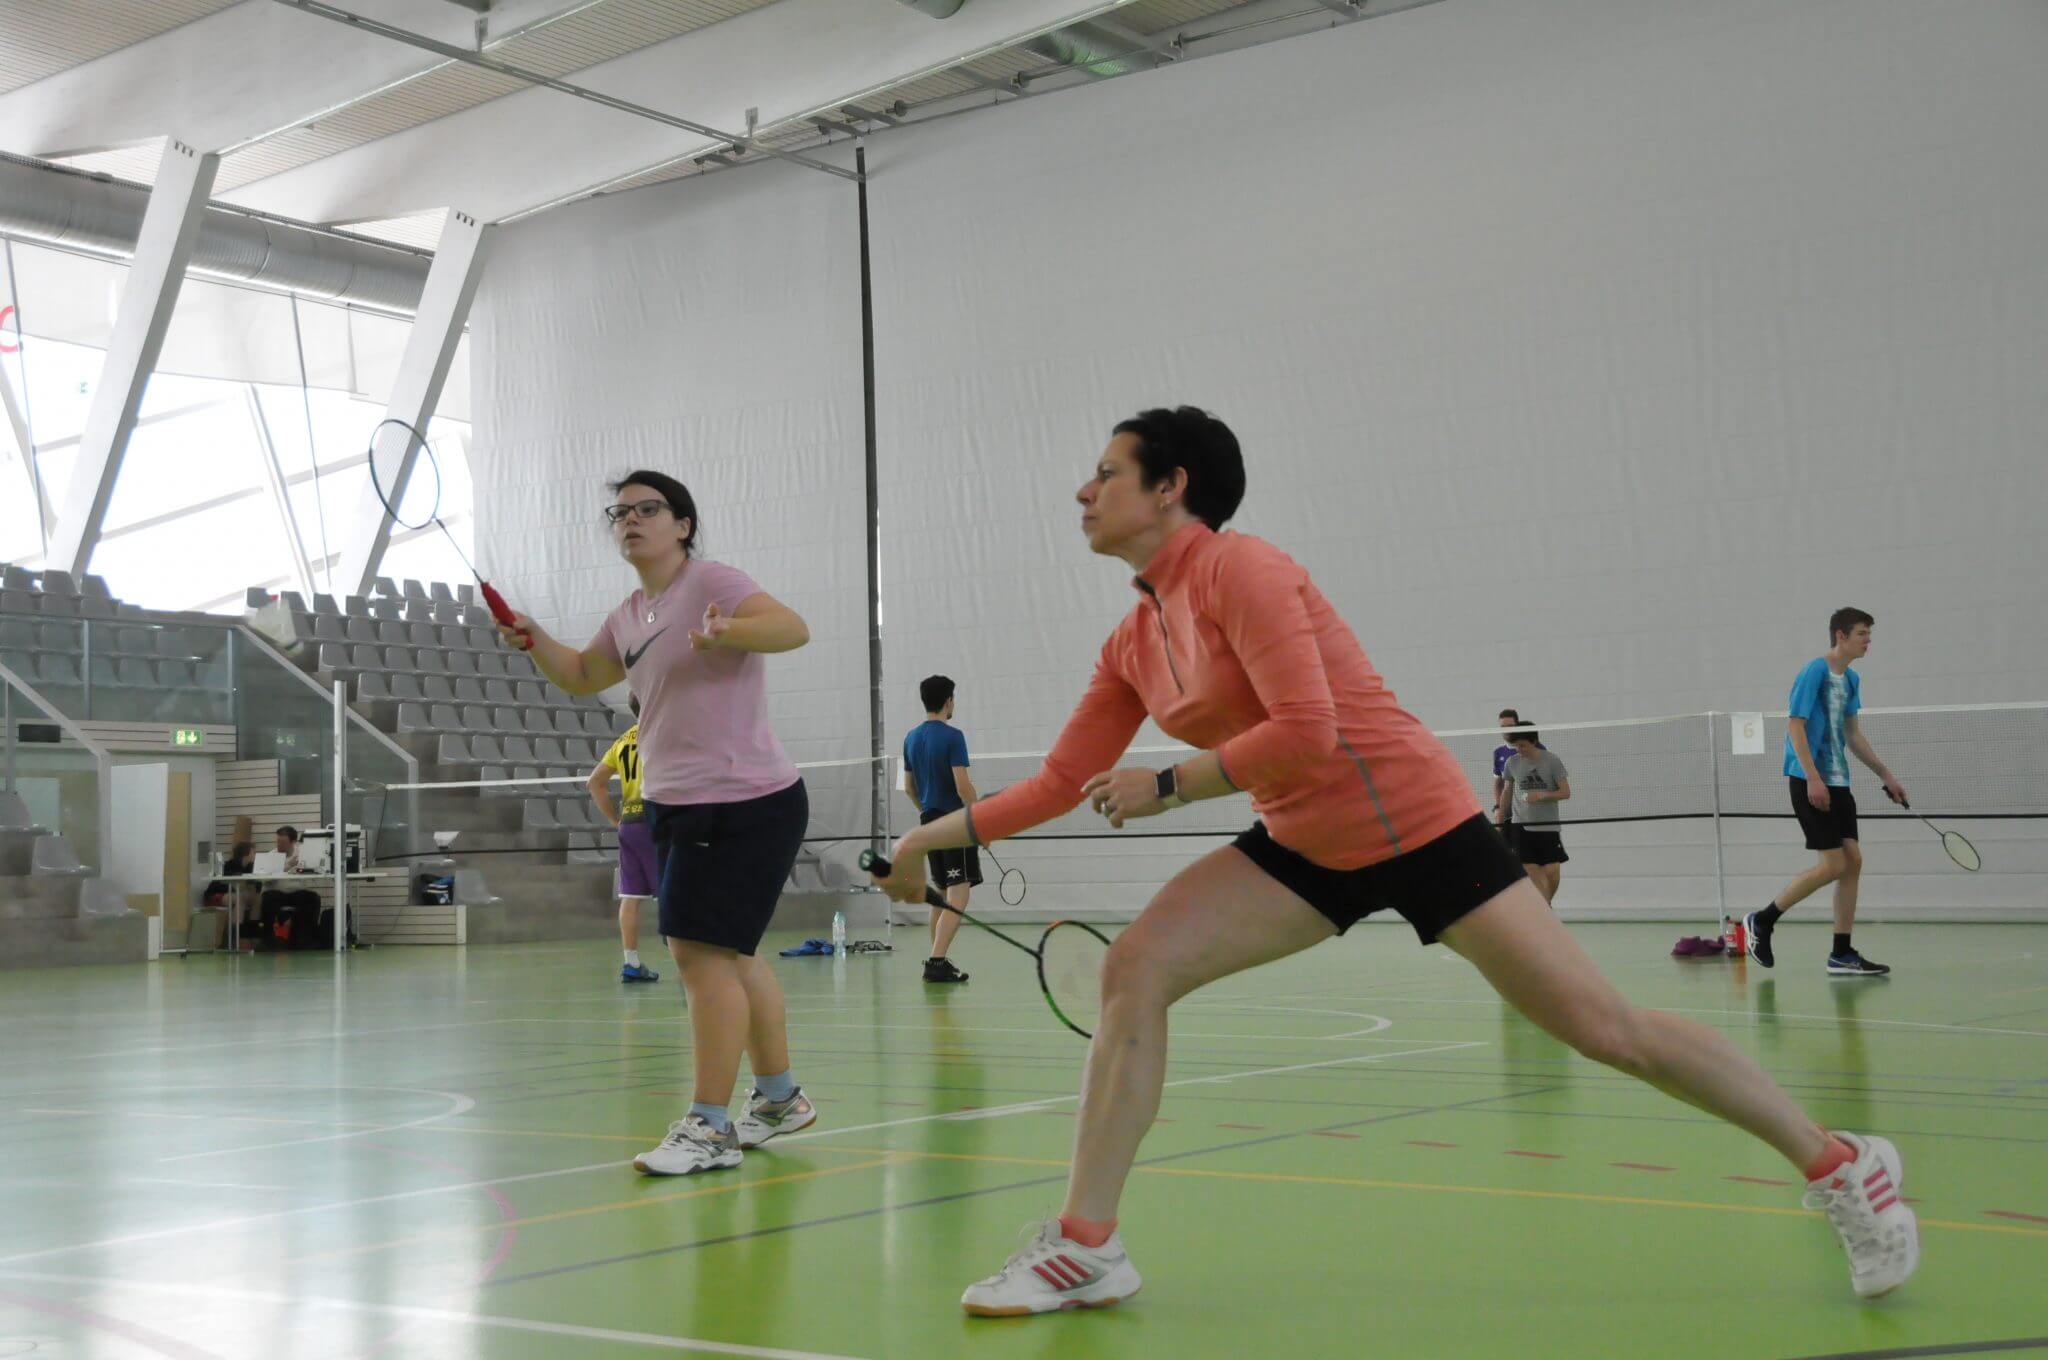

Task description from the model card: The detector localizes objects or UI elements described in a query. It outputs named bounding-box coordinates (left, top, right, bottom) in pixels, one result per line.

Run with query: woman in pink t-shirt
left=500, top=469, right=819, bottom=1177
left=872, top=408, right=1917, bottom=1315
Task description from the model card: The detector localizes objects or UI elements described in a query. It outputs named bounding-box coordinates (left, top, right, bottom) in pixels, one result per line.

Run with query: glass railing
left=0, top=659, right=112, bottom=876
left=0, top=614, right=236, bottom=727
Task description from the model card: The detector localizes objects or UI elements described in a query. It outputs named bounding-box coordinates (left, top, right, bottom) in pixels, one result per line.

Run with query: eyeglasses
left=604, top=499, right=673, bottom=525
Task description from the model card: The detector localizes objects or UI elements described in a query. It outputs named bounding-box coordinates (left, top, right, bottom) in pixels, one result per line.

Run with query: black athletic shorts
left=919, top=809, right=983, bottom=889
left=646, top=778, right=808, bottom=955
left=1504, top=823, right=1569, bottom=866
left=1232, top=813, right=1527, bottom=945
left=1788, top=776, right=1858, bottom=851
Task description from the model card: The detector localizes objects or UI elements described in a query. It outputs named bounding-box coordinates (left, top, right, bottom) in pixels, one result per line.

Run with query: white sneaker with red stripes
left=1804, top=1132, right=1919, bottom=1298
left=960, top=1221, right=1143, bottom=1316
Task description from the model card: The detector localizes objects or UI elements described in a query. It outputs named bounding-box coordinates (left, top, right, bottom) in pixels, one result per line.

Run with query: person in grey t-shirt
left=1495, top=728, right=1572, bottom=903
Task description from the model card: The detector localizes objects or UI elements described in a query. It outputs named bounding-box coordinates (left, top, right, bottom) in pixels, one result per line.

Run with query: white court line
left=155, top=1087, right=478, bottom=1165
left=786, top=1041, right=1486, bottom=1133
left=782, top=1020, right=1424, bottom=1043
left=0, top=1272, right=867, bottom=1360
left=0, top=1021, right=498, bottom=1068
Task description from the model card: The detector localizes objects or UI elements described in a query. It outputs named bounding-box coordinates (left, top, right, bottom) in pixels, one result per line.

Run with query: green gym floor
left=1, top=923, right=2044, bottom=1360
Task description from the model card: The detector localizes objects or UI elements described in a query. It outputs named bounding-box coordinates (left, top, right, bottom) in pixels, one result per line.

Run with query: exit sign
left=171, top=728, right=203, bottom=747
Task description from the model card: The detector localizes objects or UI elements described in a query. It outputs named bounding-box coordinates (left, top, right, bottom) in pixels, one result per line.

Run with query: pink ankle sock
left=1058, top=1214, right=1116, bottom=1248
left=1802, top=1136, right=1855, bottom=1183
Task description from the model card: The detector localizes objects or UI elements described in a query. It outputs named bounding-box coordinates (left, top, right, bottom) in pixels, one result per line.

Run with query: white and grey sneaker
left=734, top=1088, right=818, bottom=1149
left=1804, top=1132, right=1920, bottom=1298
left=632, top=1115, right=742, bottom=1176
left=960, top=1221, right=1143, bottom=1316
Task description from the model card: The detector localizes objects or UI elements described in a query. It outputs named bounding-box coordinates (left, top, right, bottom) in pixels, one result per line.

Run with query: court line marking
left=1220, top=993, right=2048, bottom=1039
left=796, top=1145, right=2048, bottom=1239
left=286, top=1157, right=902, bottom=1266
left=155, top=1087, right=478, bottom=1164
left=1783, top=1339, right=2048, bottom=1360
left=0, top=1043, right=1476, bottom=1266
left=0, top=1273, right=870, bottom=1360
left=782, top=1041, right=1485, bottom=1133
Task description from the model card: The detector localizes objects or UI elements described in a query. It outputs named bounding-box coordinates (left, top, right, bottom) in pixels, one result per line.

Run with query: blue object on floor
left=779, top=938, right=833, bottom=957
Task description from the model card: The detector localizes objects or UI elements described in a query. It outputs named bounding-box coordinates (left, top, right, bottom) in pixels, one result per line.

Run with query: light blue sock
left=689, top=1102, right=730, bottom=1133
left=755, top=1070, right=797, bottom=1103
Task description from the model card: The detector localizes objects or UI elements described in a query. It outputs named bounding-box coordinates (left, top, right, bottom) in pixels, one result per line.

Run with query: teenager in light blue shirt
left=1743, top=608, right=1907, bottom=977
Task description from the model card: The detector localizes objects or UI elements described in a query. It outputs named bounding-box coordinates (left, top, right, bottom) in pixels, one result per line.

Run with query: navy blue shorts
left=646, top=779, right=807, bottom=955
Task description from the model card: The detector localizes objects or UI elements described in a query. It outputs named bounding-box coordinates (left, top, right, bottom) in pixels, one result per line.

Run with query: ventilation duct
left=0, top=153, right=430, bottom=314
left=1021, top=20, right=1166, bottom=78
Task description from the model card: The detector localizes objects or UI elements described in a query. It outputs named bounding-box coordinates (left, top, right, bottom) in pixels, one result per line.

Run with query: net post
left=1707, top=710, right=1726, bottom=931
left=334, top=677, right=349, bottom=955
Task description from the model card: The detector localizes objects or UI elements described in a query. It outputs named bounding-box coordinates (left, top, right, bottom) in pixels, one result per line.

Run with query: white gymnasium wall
left=867, top=0, right=2048, bottom=916
left=469, top=160, right=874, bottom=842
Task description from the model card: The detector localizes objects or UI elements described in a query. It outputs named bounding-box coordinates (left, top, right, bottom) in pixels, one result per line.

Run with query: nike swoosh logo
left=623, top=626, right=670, bottom=669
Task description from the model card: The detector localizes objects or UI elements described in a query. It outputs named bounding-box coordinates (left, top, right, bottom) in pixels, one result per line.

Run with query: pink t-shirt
left=592, top=559, right=799, bottom=807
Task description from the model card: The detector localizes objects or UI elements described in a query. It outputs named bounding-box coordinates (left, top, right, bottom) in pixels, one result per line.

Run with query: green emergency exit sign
left=171, top=728, right=203, bottom=747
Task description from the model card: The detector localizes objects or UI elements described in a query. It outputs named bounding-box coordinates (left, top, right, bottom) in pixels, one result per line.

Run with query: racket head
left=999, top=867, right=1026, bottom=907
left=366, top=418, right=442, bottom=531
left=1941, top=830, right=1981, bottom=872
left=1036, top=919, right=1112, bottom=1040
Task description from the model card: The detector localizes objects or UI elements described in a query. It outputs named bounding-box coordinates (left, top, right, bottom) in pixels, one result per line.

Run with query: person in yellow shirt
left=589, top=697, right=659, bottom=982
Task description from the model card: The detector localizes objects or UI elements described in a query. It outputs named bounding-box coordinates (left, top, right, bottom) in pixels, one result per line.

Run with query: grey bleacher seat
left=519, top=707, right=552, bottom=734
left=437, top=625, right=471, bottom=651
left=581, top=711, right=614, bottom=738
left=113, top=627, right=151, bottom=655
left=455, top=583, right=475, bottom=605
left=555, top=798, right=595, bottom=829
left=76, top=595, right=116, bottom=620
left=88, top=655, right=118, bottom=690
left=317, top=642, right=352, bottom=673
left=245, top=587, right=272, bottom=609
left=491, top=705, right=522, bottom=731
left=415, top=649, right=448, bottom=676
left=373, top=575, right=401, bottom=598
left=459, top=704, right=492, bottom=733
left=531, top=735, right=564, bottom=764
left=475, top=653, right=507, bottom=679
left=2, top=565, right=34, bottom=591
left=500, top=734, right=535, bottom=763
left=403, top=579, right=429, bottom=602
left=431, top=703, right=465, bottom=732
left=82, top=574, right=112, bottom=600
left=452, top=677, right=486, bottom=705
left=352, top=644, right=386, bottom=673
left=344, top=594, right=372, bottom=617
left=396, top=703, right=436, bottom=734
left=358, top=672, right=395, bottom=703
left=386, top=673, right=424, bottom=703
left=404, top=600, right=436, bottom=624
left=279, top=590, right=308, bottom=613
left=548, top=710, right=580, bottom=737
left=312, top=616, right=348, bottom=644
left=158, top=629, right=196, bottom=658
left=369, top=598, right=404, bottom=620
left=0, top=790, right=44, bottom=832
left=468, top=734, right=505, bottom=764
left=432, top=601, right=464, bottom=626
left=1, top=617, right=34, bottom=648
left=520, top=799, right=560, bottom=831
left=0, top=589, right=37, bottom=614
left=345, top=618, right=378, bottom=645
left=510, top=763, right=543, bottom=784
left=483, top=679, right=517, bottom=706
left=312, top=593, right=340, bottom=615
left=38, top=569, right=78, bottom=596
left=376, top=621, right=408, bottom=646
left=31, top=834, right=91, bottom=877
left=408, top=622, right=437, bottom=649
left=447, top=651, right=477, bottom=678
left=33, top=593, right=79, bottom=617
left=115, top=658, right=153, bottom=689
left=570, top=737, right=602, bottom=763
left=435, top=733, right=474, bottom=766
left=512, top=680, right=544, bottom=706
left=461, top=605, right=489, bottom=627
left=430, top=581, right=456, bottom=604
left=420, top=675, right=455, bottom=704
left=465, top=627, right=494, bottom=650
left=36, top=622, right=78, bottom=651
left=37, top=654, right=82, bottom=687
left=476, top=763, right=512, bottom=794
left=381, top=646, right=412, bottom=672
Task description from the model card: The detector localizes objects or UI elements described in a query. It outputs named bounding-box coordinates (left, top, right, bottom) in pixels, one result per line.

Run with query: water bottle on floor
left=831, top=910, right=846, bottom=955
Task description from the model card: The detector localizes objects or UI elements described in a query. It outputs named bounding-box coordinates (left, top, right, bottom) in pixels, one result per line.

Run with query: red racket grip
left=479, top=581, right=532, bottom=650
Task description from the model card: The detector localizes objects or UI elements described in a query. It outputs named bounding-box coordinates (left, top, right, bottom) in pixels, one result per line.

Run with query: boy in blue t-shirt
left=902, top=675, right=979, bottom=983
left=1743, top=608, right=1907, bottom=977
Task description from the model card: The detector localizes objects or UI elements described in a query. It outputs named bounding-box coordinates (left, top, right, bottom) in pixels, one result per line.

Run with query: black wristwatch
left=1155, top=766, right=1186, bottom=809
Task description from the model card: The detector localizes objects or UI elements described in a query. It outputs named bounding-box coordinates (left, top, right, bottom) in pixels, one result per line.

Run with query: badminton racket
left=1893, top=792, right=1980, bottom=871
left=982, top=845, right=1027, bottom=906
left=367, top=418, right=529, bottom=649
left=861, top=849, right=1107, bottom=1039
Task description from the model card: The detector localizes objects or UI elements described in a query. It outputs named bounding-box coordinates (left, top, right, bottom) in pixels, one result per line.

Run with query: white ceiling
left=0, top=0, right=1405, bottom=248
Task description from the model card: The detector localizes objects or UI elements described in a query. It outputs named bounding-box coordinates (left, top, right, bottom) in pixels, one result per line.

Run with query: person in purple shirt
left=500, top=469, right=818, bottom=1176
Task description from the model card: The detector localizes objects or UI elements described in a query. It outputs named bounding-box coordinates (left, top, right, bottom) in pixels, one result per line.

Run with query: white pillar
left=337, top=210, right=489, bottom=598
left=47, top=140, right=219, bottom=577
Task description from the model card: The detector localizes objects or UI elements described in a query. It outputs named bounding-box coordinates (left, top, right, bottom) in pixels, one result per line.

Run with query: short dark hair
left=1829, top=607, right=1874, bottom=644
left=1498, top=708, right=1521, bottom=722
left=1111, top=407, right=1246, bottom=529
left=920, top=675, right=955, bottom=713
left=276, top=826, right=300, bottom=843
left=609, top=470, right=700, bottom=557
left=1512, top=729, right=1541, bottom=747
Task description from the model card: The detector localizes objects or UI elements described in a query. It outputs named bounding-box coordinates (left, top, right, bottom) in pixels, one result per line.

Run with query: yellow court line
left=286, top=1156, right=903, bottom=1266
left=820, top=1145, right=2048, bottom=1240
